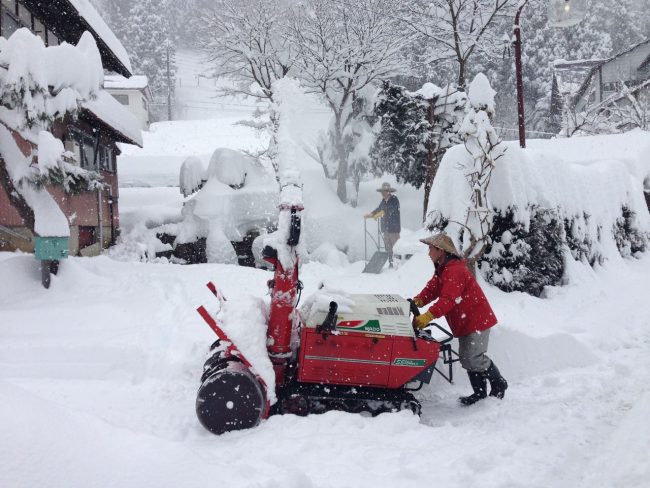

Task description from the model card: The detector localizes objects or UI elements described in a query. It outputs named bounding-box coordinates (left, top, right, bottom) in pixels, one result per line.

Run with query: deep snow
left=1, top=248, right=650, bottom=488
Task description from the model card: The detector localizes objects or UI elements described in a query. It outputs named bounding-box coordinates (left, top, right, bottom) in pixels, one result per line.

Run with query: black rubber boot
left=485, top=361, right=508, bottom=399
left=459, top=371, right=487, bottom=406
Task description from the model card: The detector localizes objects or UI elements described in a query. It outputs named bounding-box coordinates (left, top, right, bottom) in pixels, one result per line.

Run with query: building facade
left=0, top=0, right=142, bottom=256
left=105, top=75, right=153, bottom=131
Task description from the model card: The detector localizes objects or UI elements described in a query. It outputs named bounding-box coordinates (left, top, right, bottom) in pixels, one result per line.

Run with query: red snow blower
left=194, top=201, right=458, bottom=435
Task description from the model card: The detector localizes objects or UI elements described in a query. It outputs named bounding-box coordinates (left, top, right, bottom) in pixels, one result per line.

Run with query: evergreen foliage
left=371, top=81, right=430, bottom=188
left=613, top=206, right=647, bottom=257
left=481, top=207, right=565, bottom=297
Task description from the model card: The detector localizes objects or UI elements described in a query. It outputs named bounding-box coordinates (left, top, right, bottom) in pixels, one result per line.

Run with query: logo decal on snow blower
left=393, top=358, right=427, bottom=367
left=337, top=319, right=381, bottom=333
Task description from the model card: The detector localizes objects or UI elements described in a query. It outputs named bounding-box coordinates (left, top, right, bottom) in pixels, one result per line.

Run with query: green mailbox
left=34, top=236, right=69, bottom=261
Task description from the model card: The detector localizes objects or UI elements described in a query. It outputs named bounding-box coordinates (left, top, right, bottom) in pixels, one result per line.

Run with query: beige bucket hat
left=377, top=182, right=397, bottom=192
left=419, top=233, right=462, bottom=257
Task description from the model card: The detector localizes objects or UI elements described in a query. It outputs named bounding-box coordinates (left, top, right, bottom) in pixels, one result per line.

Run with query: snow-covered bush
left=163, top=147, right=278, bottom=264
left=479, top=206, right=565, bottom=296
left=179, top=156, right=205, bottom=197
left=428, top=132, right=650, bottom=297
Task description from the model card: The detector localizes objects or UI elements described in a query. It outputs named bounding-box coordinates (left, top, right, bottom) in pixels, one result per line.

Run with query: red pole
left=514, top=0, right=529, bottom=148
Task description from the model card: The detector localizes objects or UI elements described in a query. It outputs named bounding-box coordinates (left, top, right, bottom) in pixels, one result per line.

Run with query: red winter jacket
left=415, top=259, right=497, bottom=338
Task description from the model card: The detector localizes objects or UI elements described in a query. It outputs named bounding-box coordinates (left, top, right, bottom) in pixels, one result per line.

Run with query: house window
left=112, top=94, right=129, bottom=105
left=46, top=28, right=59, bottom=46
left=99, top=145, right=115, bottom=172
left=17, top=1, right=31, bottom=28
left=67, top=128, right=99, bottom=171
left=1, top=7, right=20, bottom=38
left=64, top=137, right=82, bottom=166
left=83, top=139, right=97, bottom=170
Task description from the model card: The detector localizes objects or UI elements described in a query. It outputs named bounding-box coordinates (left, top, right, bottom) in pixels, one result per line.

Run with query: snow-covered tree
left=400, top=0, right=515, bottom=89
left=194, top=0, right=294, bottom=103
left=192, top=0, right=295, bottom=174
left=428, top=73, right=504, bottom=268
left=0, top=30, right=105, bottom=237
left=126, top=0, right=175, bottom=106
left=287, top=0, right=409, bottom=203
left=371, top=81, right=430, bottom=188
left=371, top=80, right=466, bottom=220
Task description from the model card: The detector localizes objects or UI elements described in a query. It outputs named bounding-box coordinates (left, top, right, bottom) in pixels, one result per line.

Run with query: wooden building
left=0, top=0, right=142, bottom=256
left=551, top=40, right=650, bottom=132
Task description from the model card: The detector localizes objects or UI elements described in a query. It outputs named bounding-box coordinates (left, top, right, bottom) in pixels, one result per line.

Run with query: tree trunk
left=422, top=99, right=436, bottom=222
left=333, top=116, right=347, bottom=203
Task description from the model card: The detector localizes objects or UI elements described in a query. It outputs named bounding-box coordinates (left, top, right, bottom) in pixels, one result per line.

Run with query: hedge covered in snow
left=427, top=131, right=650, bottom=296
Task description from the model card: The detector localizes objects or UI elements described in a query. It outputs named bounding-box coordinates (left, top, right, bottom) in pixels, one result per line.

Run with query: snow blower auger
left=194, top=183, right=458, bottom=435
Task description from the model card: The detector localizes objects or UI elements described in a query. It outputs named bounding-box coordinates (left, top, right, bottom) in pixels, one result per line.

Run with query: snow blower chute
left=194, top=183, right=458, bottom=435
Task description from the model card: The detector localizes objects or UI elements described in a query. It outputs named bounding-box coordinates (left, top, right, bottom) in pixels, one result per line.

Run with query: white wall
left=107, top=89, right=149, bottom=131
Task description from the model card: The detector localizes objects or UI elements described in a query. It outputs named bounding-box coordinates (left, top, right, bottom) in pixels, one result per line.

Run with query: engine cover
left=298, top=294, right=440, bottom=389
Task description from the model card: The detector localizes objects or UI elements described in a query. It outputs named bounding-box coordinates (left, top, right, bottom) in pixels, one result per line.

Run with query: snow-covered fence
left=427, top=132, right=650, bottom=296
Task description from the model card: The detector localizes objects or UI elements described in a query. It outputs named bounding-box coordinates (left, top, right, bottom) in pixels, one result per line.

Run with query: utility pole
left=512, top=0, right=586, bottom=148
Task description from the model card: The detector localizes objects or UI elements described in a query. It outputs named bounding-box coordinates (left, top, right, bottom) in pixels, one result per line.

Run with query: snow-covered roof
left=82, top=91, right=143, bottom=147
left=104, top=75, right=149, bottom=91
left=67, top=0, right=132, bottom=75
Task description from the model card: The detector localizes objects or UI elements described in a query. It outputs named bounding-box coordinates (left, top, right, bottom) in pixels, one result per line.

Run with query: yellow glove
left=413, top=297, right=424, bottom=307
left=372, top=210, right=385, bottom=220
left=413, top=310, right=434, bottom=329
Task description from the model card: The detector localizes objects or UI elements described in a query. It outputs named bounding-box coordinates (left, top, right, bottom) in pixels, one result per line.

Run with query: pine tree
left=371, top=81, right=430, bottom=189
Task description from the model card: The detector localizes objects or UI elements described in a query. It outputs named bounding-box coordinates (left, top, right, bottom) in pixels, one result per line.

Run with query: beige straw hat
left=419, top=233, right=461, bottom=257
left=377, top=182, right=397, bottom=192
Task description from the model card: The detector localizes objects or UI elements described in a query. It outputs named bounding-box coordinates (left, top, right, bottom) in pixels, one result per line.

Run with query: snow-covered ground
left=1, top=246, right=650, bottom=487
left=3, top=49, right=650, bottom=485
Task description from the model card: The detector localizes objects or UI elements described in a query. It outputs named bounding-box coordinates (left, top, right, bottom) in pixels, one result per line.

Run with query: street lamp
left=513, top=0, right=587, bottom=148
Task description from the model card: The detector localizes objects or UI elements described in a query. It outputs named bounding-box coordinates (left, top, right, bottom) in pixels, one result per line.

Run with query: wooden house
left=551, top=39, right=650, bottom=131
left=0, top=0, right=143, bottom=256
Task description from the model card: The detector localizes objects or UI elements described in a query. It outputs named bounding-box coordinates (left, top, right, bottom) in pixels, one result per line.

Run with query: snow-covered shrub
left=179, top=156, right=205, bottom=197
left=164, top=147, right=278, bottom=264
left=564, top=212, right=603, bottom=266
left=428, top=132, right=650, bottom=296
left=613, top=206, right=647, bottom=257
left=480, top=206, right=565, bottom=296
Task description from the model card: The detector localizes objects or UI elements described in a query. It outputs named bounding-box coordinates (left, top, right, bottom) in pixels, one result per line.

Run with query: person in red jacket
left=411, top=233, right=507, bottom=405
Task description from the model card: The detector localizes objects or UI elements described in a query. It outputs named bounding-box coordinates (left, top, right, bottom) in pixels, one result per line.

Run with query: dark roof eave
left=21, top=0, right=131, bottom=77
left=79, top=108, right=142, bottom=147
